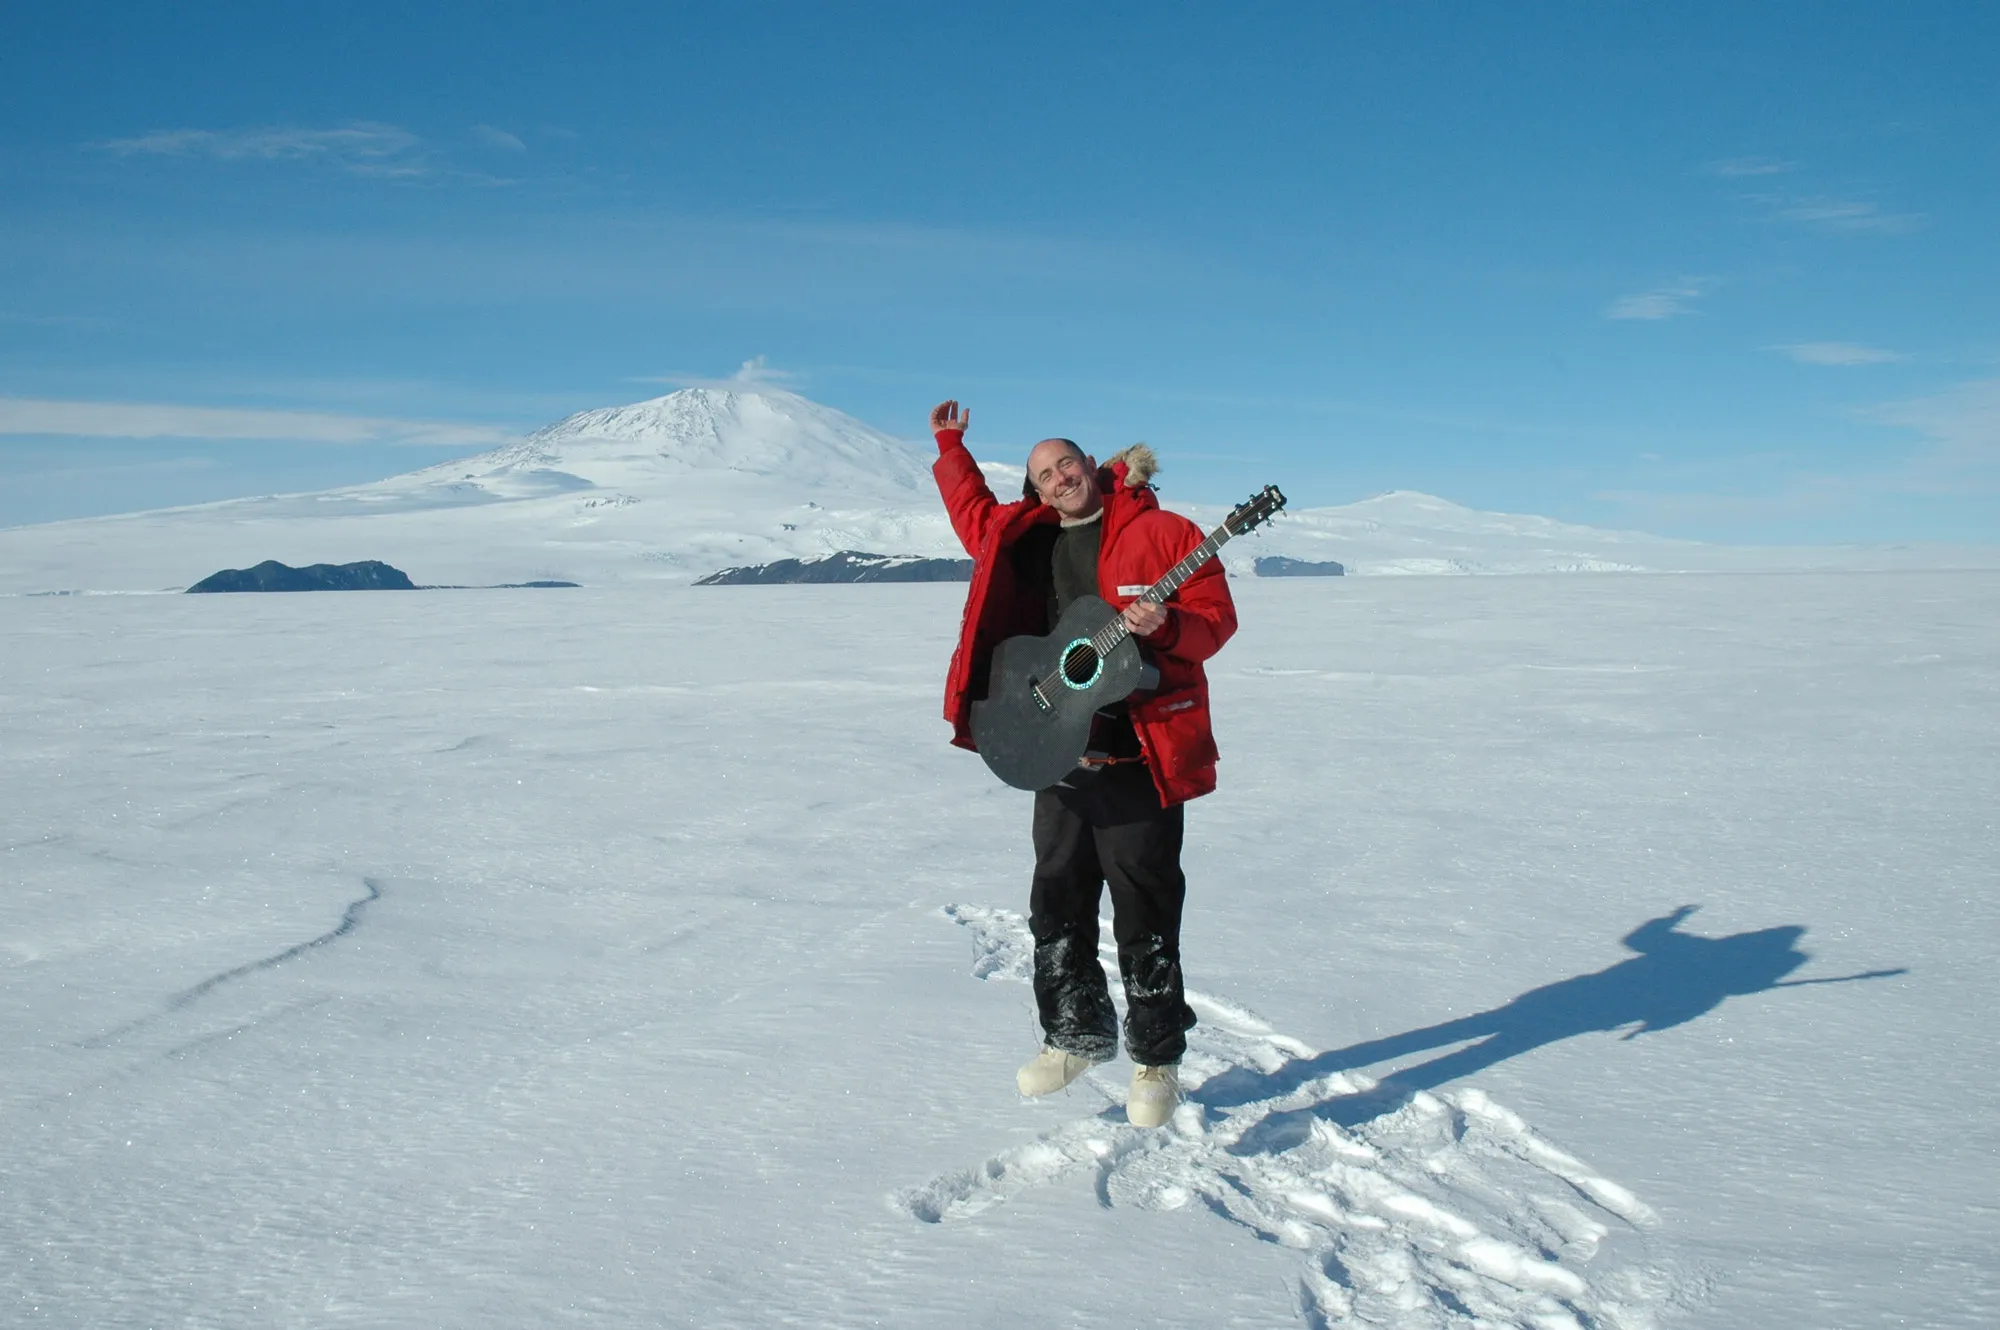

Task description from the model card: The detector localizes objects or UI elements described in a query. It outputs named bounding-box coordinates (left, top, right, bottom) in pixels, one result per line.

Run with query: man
left=928, top=398, right=1237, bottom=1128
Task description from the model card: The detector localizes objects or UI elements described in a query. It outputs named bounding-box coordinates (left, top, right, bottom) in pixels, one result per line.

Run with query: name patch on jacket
left=1116, top=585, right=1150, bottom=597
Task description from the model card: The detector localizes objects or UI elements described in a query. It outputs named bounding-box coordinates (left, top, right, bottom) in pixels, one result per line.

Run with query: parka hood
left=1021, top=443, right=1161, bottom=503
left=1102, top=443, right=1158, bottom=490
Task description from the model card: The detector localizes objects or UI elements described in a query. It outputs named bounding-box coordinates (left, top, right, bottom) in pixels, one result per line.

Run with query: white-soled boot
left=1017, top=1047, right=1098, bottom=1097
left=1126, top=1063, right=1181, bottom=1127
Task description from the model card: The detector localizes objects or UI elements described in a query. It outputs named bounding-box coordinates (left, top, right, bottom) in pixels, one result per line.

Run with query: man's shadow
left=1200, top=905, right=1906, bottom=1148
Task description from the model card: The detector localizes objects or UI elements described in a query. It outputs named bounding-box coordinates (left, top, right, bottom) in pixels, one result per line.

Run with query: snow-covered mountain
left=464, top=390, right=935, bottom=493
left=0, top=389, right=961, bottom=594
left=0, top=387, right=1991, bottom=594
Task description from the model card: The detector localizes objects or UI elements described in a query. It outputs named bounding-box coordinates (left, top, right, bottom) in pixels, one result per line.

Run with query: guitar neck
left=1141, top=521, right=1234, bottom=605
left=1088, top=519, right=1236, bottom=655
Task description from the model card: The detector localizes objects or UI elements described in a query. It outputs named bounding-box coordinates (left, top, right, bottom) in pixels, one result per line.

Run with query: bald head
left=1026, top=437, right=1100, bottom=520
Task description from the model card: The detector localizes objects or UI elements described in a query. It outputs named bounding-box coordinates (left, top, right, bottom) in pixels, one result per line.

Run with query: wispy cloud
left=98, top=122, right=429, bottom=177
left=0, top=397, right=514, bottom=447
left=1711, top=158, right=1927, bottom=234
left=1771, top=197, right=1925, bottom=234
left=1606, top=279, right=1711, bottom=321
left=1708, top=156, right=1798, bottom=178
left=633, top=356, right=800, bottom=391
left=471, top=124, right=527, bottom=152
left=1772, top=342, right=1911, bottom=366
left=1869, top=377, right=2000, bottom=483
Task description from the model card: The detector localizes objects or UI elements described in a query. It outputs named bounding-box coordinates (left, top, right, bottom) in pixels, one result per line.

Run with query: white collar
left=1058, top=507, right=1105, bottom=529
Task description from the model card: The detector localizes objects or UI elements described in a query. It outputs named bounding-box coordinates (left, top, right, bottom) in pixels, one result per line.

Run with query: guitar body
left=970, top=595, right=1149, bottom=791
left=961, top=482, right=1285, bottom=793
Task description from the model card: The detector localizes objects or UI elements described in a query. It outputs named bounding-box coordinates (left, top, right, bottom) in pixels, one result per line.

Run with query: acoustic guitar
left=970, top=485, right=1286, bottom=790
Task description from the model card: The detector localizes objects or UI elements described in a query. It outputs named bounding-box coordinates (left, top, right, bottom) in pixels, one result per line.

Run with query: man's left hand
left=1122, top=600, right=1168, bottom=637
left=930, top=399, right=970, bottom=434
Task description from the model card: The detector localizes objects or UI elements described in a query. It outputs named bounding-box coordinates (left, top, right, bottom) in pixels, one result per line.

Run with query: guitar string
left=1022, top=493, right=1280, bottom=705
left=1031, top=526, right=1242, bottom=696
left=1039, top=523, right=1252, bottom=690
left=1029, top=493, right=1279, bottom=694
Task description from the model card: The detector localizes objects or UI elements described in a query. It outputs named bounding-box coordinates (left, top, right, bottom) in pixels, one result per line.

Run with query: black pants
left=1028, top=762, right=1196, bottom=1066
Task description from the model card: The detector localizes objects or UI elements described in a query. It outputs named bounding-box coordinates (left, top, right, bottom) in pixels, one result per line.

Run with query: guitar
left=970, top=485, right=1287, bottom=791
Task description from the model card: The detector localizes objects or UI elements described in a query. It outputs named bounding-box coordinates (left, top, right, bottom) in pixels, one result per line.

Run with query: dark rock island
left=1255, top=555, right=1345, bottom=578
left=188, top=560, right=417, bottom=593
left=187, top=560, right=582, bottom=592
left=696, top=551, right=974, bottom=585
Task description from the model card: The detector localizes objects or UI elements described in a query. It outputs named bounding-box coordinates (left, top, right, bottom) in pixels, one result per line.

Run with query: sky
left=2, top=1, right=1997, bottom=542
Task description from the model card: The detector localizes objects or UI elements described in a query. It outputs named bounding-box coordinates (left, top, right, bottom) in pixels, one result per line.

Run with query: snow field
left=2, top=572, right=1996, bottom=1328
left=905, top=906, right=1682, bottom=1329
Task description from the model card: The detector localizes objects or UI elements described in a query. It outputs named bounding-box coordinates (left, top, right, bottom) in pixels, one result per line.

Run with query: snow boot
left=1126, top=1063, right=1181, bottom=1127
left=1017, top=1047, right=1099, bottom=1097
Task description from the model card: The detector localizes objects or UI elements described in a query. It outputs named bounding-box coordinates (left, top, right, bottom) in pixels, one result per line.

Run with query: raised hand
left=930, top=399, right=971, bottom=434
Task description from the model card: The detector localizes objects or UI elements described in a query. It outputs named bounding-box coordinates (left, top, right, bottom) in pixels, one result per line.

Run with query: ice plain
left=4, top=570, right=1996, bottom=1329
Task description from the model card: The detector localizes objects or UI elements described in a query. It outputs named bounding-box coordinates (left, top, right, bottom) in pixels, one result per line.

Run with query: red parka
left=933, top=428, right=1237, bottom=805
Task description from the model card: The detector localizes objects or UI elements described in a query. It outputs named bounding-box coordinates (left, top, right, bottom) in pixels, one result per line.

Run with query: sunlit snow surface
left=4, top=574, right=1997, bottom=1328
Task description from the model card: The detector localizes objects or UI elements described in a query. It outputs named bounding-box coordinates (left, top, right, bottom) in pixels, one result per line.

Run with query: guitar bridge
left=1029, top=679, right=1053, bottom=712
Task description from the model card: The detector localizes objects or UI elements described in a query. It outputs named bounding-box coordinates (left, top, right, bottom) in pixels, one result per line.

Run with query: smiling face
left=1027, top=438, right=1101, bottom=520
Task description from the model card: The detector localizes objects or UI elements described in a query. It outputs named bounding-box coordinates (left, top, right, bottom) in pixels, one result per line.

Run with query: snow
left=5, top=570, right=1996, bottom=1328
left=5, top=388, right=1995, bottom=597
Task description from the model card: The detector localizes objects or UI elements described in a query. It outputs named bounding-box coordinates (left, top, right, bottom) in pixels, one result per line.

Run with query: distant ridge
left=4, top=387, right=1993, bottom=595
left=695, top=551, right=972, bottom=585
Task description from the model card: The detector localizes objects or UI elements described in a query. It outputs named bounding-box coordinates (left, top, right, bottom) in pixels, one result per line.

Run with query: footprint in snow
left=900, top=904, right=1700, bottom=1330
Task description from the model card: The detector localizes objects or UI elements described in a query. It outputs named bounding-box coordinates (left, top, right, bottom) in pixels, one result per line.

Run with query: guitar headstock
left=1224, top=484, right=1287, bottom=536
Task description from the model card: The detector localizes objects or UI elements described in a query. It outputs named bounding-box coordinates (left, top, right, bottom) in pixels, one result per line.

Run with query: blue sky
left=3, top=1, right=1996, bottom=541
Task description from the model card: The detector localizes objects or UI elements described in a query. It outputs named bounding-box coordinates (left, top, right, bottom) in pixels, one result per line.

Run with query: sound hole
left=1061, top=642, right=1100, bottom=687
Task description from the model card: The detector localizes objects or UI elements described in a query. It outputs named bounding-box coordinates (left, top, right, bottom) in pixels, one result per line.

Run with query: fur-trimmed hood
left=1103, top=443, right=1158, bottom=490
left=1019, top=442, right=1160, bottom=500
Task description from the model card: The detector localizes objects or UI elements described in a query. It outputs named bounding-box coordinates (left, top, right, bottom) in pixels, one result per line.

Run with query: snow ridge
left=903, top=905, right=1691, bottom=1330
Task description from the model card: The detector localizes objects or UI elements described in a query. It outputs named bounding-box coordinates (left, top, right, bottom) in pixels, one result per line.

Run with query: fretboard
left=1085, top=522, right=1235, bottom=658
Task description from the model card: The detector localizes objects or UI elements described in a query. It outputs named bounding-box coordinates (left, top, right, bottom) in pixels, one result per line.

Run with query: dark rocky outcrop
left=696, top=551, right=973, bottom=585
left=1255, top=555, right=1345, bottom=578
left=187, top=560, right=417, bottom=593
left=423, top=580, right=581, bottom=589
